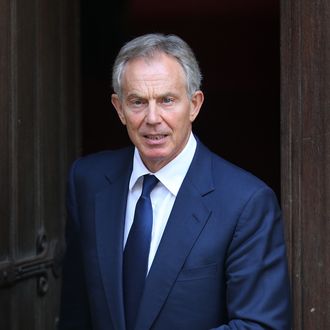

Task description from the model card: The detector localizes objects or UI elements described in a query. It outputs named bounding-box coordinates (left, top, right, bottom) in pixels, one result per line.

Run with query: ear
left=111, top=94, right=126, bottom=125
left=189, top=90, right=204, bottom=122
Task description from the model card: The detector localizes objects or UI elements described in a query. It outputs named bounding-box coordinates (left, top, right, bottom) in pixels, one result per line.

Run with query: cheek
left=165, top=110, right=189, bottom=126
left=125, top=115, right=144, bottom=131
left=176, top=112, right=193, bottom=129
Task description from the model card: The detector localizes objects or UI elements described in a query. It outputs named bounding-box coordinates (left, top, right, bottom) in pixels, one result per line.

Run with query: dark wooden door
left=0, top=1, right=80, bottom=329
left=281, top=0, right=330, bottom=328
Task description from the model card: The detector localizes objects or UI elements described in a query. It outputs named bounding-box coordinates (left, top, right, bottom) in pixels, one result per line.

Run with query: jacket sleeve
left=58, top=160, right=93, bottom=330
left=213, top=187, right=291, bottom=330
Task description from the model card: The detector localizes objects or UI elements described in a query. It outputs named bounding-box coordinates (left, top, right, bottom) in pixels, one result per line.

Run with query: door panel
left=0, top=0, right=80, bottom=329
left=281, top=0, right=330, bottom=328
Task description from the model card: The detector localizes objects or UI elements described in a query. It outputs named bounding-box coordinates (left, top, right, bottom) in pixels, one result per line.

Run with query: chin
left=141, top=152, right=170, bottom=168
left=143, top=153, right=167, bottom=163
left=141, top=146, right=168, bottom=158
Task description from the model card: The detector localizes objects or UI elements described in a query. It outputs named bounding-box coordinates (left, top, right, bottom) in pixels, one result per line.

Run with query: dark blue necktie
left=123, top=174, right=158, bottom=330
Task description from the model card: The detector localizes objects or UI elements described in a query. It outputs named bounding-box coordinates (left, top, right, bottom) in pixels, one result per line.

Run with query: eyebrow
left=126, top=92, right=179, bottom=100
left=126, top=94, right=143, bottom=99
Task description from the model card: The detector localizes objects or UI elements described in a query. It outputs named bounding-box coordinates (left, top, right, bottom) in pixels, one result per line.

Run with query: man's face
left=111, top=53, right=204, bottom=172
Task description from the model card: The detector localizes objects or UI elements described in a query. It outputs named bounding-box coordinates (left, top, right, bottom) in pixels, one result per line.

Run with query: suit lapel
left=135, top=141, right=214, bottom=330
left=94, top=153, right=133, bottom=330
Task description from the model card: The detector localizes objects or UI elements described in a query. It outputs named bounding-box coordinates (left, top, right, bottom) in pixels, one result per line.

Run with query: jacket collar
left=95, top=147, right=133, bottom=330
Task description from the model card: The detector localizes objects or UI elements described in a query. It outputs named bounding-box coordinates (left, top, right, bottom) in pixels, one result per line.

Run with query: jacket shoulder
left=70, top=146, right=134, bottom=178
left=196, top=140, right=272, bottom=198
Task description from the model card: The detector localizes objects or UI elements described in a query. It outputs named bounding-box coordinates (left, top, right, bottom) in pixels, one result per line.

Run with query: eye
left=162, top=96, right=175, bottom=105
left=129, top=98, right=147, bottom=108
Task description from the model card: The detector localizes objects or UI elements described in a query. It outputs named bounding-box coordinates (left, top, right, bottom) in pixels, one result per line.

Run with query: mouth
left=144, top=134, right=167, bottom=140
left=143, top=134, right=168, bottom=144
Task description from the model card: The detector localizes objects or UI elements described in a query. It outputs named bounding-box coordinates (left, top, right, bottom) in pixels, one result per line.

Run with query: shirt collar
left=129, top=133, right=197, bottom=196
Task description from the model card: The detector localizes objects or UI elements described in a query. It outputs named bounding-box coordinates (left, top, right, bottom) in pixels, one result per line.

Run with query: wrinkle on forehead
left=125, top=77, right=177, bottom=98
left=121, top=54, right=187, bottom=99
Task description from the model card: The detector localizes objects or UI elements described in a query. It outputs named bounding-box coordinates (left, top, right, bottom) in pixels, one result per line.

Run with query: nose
left=145, top=101, right=161, bottom=124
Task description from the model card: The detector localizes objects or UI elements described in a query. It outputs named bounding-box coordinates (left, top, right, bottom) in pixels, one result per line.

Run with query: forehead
left=121, top=54, right=186, bottom=92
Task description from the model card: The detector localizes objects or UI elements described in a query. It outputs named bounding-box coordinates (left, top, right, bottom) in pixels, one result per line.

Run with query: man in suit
left=59, top=33, right=291, bottom=329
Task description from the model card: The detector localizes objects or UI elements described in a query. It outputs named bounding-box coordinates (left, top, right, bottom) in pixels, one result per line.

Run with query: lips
left=145, top=134, right=167, bottom=140
left=143, top=134, right=169, bottom=145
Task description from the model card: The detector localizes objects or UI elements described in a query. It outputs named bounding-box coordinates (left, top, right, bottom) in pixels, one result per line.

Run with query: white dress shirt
left=124, top=133, right=197, bottom=272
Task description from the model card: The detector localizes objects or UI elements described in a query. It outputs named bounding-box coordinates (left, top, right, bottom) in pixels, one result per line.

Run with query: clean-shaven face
left=112, top=53, right=204, bottom=172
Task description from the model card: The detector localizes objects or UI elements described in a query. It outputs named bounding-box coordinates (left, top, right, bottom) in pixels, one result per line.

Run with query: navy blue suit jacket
left=59, top=139, right=291, bottom=329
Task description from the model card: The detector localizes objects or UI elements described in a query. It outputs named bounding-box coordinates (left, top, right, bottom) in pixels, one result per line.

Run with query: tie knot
left=141, top=175, right=158, bottom=197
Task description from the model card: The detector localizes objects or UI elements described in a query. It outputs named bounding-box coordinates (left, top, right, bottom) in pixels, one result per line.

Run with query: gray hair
left=112, top=33, right=202, bottom=99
